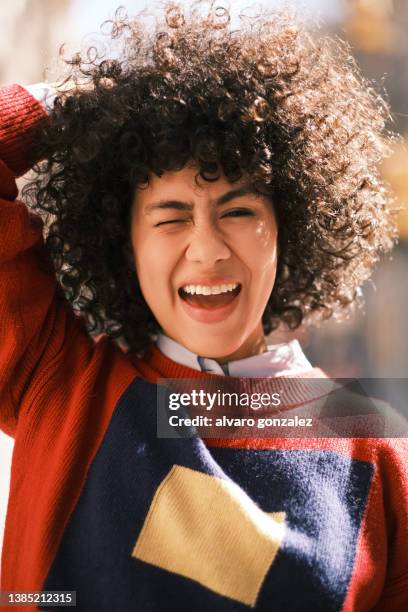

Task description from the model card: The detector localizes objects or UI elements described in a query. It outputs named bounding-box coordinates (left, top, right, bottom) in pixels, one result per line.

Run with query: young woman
left=0, top=3, right=406, bottom=610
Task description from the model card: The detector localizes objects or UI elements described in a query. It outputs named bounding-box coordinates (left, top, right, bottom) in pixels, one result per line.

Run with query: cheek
left=132, top=232, right=174, bottom=299
left=256, top=217, right=278, bottom=248
left=131, top=231, right=155, bottom=291
left=245, top=220, right=278, bottom=279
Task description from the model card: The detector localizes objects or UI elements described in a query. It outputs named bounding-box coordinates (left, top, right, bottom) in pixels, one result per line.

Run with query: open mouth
left=178, top=284, right=242, bottom=310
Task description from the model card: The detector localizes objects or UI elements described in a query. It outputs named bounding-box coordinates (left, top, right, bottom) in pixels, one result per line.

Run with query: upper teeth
left=182, top=283, right=239, bottom=295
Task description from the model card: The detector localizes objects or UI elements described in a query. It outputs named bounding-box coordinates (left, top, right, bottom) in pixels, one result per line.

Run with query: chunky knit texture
left=0, top=85, right=407, bottom=611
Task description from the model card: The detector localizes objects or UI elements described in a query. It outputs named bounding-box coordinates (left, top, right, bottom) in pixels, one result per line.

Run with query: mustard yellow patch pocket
left=132, top=465, right=286, bottom=607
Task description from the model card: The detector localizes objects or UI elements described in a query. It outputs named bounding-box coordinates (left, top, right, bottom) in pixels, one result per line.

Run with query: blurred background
left=1, top=0, right=407, bottom=559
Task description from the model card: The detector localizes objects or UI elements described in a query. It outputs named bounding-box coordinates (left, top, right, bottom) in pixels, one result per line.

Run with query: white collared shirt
left=156, top=333, right=312, bottom=377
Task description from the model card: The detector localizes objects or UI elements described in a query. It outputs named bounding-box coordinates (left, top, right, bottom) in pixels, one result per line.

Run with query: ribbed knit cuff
left=0, top=84, right=47, bottom=177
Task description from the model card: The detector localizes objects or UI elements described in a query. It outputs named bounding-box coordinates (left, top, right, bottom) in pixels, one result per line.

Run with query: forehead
left=134, top=166, right=251, bottom=209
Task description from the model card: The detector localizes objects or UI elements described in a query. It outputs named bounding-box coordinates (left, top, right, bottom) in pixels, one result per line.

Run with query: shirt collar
left=155, top=333, right=312, bottom=377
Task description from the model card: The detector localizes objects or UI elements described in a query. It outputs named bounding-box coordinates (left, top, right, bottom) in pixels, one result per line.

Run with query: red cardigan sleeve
left=372, top=438, right=408, bottom=610
left=0, top=84, right=92, bottom=437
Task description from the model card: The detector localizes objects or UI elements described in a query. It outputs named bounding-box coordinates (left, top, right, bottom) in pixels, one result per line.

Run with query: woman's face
left=131, top=165, right=278, bottom=362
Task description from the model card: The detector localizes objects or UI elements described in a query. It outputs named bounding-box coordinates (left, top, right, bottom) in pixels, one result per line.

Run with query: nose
left=185, top=220, right=231, bottom=265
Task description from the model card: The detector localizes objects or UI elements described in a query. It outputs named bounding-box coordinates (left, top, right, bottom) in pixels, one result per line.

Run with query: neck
left=216, top=332, right=267, bottom=364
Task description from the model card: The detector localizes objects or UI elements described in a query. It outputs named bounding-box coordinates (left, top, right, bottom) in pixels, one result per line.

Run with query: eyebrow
left=143, top=186, right=257, bottom=215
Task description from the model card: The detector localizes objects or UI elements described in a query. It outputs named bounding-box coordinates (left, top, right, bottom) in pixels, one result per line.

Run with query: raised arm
left=0, top=84, right=91, bottom=436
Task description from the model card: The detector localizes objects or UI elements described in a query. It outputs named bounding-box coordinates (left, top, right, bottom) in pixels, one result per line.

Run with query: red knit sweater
left=0, top=85, right=407, bottom=611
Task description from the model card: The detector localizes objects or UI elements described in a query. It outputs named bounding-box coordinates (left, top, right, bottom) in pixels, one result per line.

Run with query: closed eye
left=155, top=209, right=254, bottom=226
left=222, top=209, right=254, bottom=218
left=155, top=219, right=186, bottom=226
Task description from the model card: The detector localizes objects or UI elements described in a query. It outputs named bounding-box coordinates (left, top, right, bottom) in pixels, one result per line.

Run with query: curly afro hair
left=24, top=1, right=398, bottom=356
